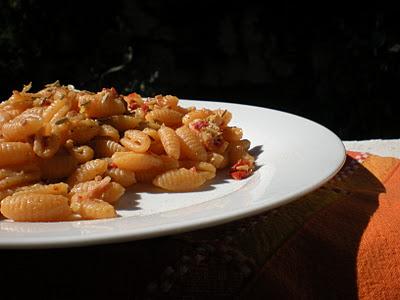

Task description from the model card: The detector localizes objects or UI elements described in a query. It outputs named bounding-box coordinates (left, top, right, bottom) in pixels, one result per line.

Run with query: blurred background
left=0, top=1, right=398, bottom=140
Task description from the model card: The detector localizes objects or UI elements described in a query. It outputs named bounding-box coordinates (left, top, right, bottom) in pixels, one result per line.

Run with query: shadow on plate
left=250, top=145, right=264, bottom=172
left=115, top=192, right=142, bottom=211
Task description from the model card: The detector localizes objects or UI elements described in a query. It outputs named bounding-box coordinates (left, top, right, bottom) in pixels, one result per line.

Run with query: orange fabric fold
left=241, top=152, right=400, bottom=300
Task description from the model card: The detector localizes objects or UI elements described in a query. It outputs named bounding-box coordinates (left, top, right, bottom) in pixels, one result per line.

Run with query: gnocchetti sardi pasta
left=0, top=82, right=255, bottom=222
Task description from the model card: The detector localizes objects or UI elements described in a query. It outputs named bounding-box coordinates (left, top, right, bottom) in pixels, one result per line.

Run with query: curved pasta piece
left=207, top=152, right=229, bottom=169
left=222, top=126, right=243, bottom=142
left=69, top=176, right=110, bottom=199
left=195, top=162, right=216, bottom=180
left=105, top=167, right=136, bottom=187
left=0, top=188, right=15, bottom=201
left=100, top=182, right=125, bottom=204
left=145, top=108, right=182, bottom=127
left=171, top=105, right=190, bottom=115
left=123, top=92, right=144, bottom=110
left=70, top=178, right=125, bottom=204
left=0, top=194, right=72, bottom=222
left=51, top=118, right=72, bottom=145
left=16, top=106, right=44, bottom=118
left=79, top=89, right=126, bottom=118
left=212, top=109, right=232, bottom=128
left=2, top=108, right=43, bottom=141
left=158, top=125, right=180, bottom=160
left=0, top=109, right=20, bottom=132
left=70, top=179, right=101, bottom=195
left=153, top=168, right=207, bottom=192
left=42, top=98, right=68, bottom=127
left=178, top=161, right=216, bottom=180
left=0, top=142, right=35, bottom=167
left=134, top=169, right=160, bottom=183
left=102, top=115, right=141, bottom=131
left=175, top=126, right=207, bottom=161
left=97, top=124, right=120, bottom=142
left=120, top=130, right=151, bottom=153
left=142, top=128, right=160, bottom=142
left=182, top=109, right=212, bottom=125
left=13, top=183, right=69, bottom=196
left=0, top=167, right=41, bottom=191
left=129, top=155, right=176, bottom=184
left=69, top=119, right=100, bottom=144
left=33, top=134, right=61, bottom=158
left=155, top=95, right=179, bottom=108
left=148, top=141, right=166, bottom=155
left=111, top=152, right=163, bottom=171
left=48, top=103, right=71, bottom=131
left=68, top=145, right=95, bottom=164
left=0, top=87, right=33, bottom=111
left=228, top=139, right=251, bottom=164
left=94, top=139, right=126, bottom=158
left=67, top=159, right=108, bottom=186
left=71, top=197, right=116, bottom=220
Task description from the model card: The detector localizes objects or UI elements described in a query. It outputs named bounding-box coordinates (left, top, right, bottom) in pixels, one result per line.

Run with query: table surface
left=344, top=138, right=400, bottom=157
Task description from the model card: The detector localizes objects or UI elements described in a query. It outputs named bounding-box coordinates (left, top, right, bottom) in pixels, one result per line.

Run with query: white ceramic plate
left=0, top=100, right=345, bottom=249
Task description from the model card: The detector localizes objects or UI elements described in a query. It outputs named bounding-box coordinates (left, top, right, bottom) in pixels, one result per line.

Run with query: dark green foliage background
left=1, top=1, right=398, bottom=139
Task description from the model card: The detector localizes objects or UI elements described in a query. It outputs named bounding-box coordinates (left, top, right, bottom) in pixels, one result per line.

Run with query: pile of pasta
left=0, top=82, right=255, bottom=222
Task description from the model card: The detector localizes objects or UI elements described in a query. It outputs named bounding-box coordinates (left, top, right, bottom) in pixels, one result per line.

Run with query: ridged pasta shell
left=175, top=126, right=207, bottom=161
left=153, top=168, right=207, bottom=192
left=112, top=152, right=163, bottom=171
left=1, top=194, right=72, bottom=222
left=0, top=142, right=35, bottom=167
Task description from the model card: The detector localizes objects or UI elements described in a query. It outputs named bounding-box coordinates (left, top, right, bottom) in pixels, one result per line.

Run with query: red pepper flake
left=229, top=159, right=253, bottom=180
left=109, top=162, right=118, bottom=168
left=230, top=170, right=250, bottom=180
left=129, top=102, right=140, bottom=110
left=192, top=120, right=209, bottom=130
left=231, top=159, right=250, bottom=169
left=124, top=92, right=137, bottom=102
left=141, top=104, right=149, bottom=114
left=40, top=98, right=51, bottom=106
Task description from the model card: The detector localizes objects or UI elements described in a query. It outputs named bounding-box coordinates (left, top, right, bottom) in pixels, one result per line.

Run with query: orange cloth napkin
left=239, top=151, right=400, bottom=299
